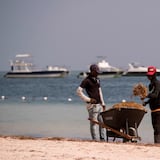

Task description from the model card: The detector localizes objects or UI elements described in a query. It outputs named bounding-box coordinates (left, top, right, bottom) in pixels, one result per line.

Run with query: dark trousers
left=151, top=111, right=160, bottom=143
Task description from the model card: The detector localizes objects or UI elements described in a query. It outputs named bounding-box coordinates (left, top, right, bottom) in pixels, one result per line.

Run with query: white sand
left=0, top=137, right=160, bottom=160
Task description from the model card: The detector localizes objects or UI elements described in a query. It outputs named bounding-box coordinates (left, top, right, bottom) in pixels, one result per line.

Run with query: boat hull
left=123, top=71, right=160, bottom=76
left=77, top=71, right=123, bottom=78
left=4, top=70, right=69, bottom=78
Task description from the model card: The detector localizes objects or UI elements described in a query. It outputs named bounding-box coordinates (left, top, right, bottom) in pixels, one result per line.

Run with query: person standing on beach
left=76, top=64, right=106, bottom=141
left=142, top=66, right=160, bottom=143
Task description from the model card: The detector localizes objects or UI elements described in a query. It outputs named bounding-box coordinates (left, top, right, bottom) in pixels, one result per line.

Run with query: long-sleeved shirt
left=146, top=78, right=160, bottom=110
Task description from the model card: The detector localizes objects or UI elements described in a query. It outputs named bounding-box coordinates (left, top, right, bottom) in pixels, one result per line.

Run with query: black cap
left=90, top=64, right=100, bottom=73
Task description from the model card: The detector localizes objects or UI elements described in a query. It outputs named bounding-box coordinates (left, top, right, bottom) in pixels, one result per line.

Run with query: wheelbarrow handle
left=88, top=118, right=132, bottom=140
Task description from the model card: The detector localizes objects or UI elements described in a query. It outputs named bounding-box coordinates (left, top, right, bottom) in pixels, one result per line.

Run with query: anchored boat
left=4, top=54, right=69, bottom=78
left=77, top=58, right=123, bottom=78
left=122, top=62, right=160, bottom=76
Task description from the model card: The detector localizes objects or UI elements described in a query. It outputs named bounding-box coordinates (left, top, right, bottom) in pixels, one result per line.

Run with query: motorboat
left=122, top=62, right=160, bottom=76
left=4, top=54, right=69, bottom=78
left=77, top=58, right=123, bottom=78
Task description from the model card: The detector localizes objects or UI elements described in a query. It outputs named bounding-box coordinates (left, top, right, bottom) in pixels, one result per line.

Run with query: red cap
left=147, top=66, right=156, bottom=76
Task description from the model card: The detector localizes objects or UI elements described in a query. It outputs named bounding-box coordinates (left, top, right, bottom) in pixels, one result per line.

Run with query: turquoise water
left=0, top=72, right=154, bottom=143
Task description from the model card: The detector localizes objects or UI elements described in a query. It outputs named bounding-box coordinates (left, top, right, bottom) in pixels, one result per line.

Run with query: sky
left=1, top=0, right=160, bottom=71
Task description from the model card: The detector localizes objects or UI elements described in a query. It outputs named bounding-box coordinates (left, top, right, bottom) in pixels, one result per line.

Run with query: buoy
left=21, top=96, right=26, bottom=100
left=68, top=98, right=72, bottom=102
left=1, top=96, right=5, bottom=100
left=43, top=97, right=48, bottom=101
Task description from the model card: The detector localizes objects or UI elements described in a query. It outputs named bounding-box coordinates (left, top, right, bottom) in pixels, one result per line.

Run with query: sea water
left=0, top=71, right=154, bottom=143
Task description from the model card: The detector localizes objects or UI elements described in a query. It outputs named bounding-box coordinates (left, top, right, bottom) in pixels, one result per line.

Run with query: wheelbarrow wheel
left=131, top=138, right=138, bottom=143
left=123, top=127, right=138, bottom=143
left=122, top=128, right=138, bottom=143
left=129, top=127, right=137, bottom=136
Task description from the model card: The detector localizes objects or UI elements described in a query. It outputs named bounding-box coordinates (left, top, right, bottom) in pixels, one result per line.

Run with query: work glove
left=90, top=98, right=97, bottom=104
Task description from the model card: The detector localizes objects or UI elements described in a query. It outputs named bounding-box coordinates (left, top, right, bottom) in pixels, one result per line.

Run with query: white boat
left=4, top=54, right=69, bottom=78
left=122, top=62, right=160, bottom=76
left=77, top=58, right=123, bottom=78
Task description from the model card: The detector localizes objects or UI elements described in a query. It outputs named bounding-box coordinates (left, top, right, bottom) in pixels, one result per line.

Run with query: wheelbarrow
left=89, top=102, right=147, bottom=142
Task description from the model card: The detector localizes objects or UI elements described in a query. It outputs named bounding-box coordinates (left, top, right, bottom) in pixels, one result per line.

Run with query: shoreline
left=1, top=136, right=160, bottom=160
left=0, top=135, right=156, bottom=145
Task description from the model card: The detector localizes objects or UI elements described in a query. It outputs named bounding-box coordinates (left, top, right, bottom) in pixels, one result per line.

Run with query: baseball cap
left=90, top=64, right=100, bottom=73
left=147, top=66, right=157, bottom=76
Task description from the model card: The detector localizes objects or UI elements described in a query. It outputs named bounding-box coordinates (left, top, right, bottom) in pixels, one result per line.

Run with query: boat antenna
left=97, top=56, right=107, bottom=60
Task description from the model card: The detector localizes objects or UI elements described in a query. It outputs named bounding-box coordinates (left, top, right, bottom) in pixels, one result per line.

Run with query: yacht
left=77, top=58, right=123, bottom=78
left=4, top=54, right=69, bottom=78
left=122, top=63, right=160, bottom=76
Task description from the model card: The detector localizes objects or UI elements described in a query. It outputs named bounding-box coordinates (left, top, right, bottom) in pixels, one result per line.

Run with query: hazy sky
left=1, top=0, right=160, bottom=71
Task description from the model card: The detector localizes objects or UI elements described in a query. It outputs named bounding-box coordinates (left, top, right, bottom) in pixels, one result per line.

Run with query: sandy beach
left=0, top=136, right=160, bottom=160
